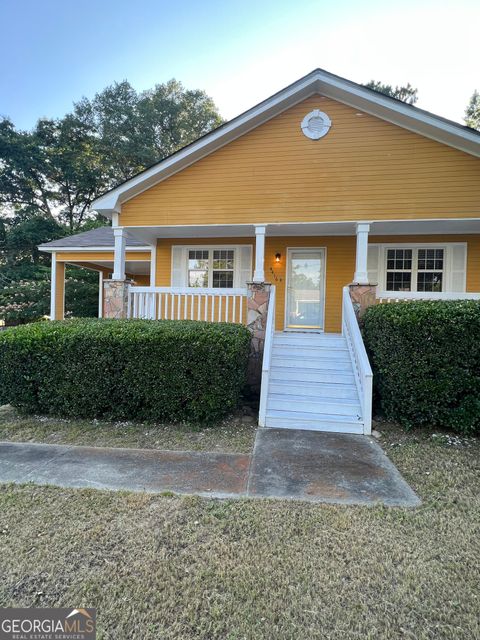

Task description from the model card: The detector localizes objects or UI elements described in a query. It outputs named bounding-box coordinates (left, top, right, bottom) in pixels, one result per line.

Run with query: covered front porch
left=44, top=217, right=480, bottom=328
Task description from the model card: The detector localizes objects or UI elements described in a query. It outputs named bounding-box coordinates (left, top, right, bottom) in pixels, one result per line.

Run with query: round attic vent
left=301, top=110, right=331, bottom=140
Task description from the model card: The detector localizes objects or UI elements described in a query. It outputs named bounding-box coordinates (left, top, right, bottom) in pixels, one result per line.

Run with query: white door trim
left=284, top=247, right=327, bottom=331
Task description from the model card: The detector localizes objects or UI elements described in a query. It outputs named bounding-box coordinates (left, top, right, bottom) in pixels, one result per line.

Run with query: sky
left=0, top=0, right=478, bottom=130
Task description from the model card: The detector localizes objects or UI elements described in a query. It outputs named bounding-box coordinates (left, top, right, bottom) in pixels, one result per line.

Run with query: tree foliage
left=0, top=78, right=223, bottom=323
left=364, top=80, right=418, bottom=105
left=465, top=90, right=480, bottom=130
left=0, top=79, right=222, bottom=231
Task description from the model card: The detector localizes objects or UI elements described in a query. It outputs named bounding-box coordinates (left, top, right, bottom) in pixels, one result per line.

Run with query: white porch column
left=253, top=225, right=266, bottom=282
left=353, top=222, right=371, bottom=284
left=112, top=227, right=127, bottom=280
left=98, top=271, right=104, bottom=318
left=150, top=243, right=157, bottom=286
left=50, top=252, right=57, bottom=320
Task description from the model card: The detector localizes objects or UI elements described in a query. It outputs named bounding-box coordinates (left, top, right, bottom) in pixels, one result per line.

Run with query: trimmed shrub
left=362, top=300, right=480, bottom=435
left=0, top=319, right=251, bottom=424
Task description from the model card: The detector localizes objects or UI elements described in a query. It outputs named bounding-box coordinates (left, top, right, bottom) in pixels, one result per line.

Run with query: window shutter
left=171, top=246, right=186, bottom=286
left=450, top=245, right=467, bottom=292
left=367, top=245, right=380, bottom=285
left=236, top=245, right=253, bottom=288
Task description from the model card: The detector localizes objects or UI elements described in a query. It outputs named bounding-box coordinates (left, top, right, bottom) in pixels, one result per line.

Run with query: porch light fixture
left=275, top=252, right=281, bottom=263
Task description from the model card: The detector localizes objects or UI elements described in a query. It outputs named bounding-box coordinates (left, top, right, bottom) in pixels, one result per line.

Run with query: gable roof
left=92, top=68, right=480, bottom=219
left=38, top=226, right=148, bottom=251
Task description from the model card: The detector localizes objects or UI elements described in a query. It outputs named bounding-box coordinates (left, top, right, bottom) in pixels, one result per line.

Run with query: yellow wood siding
left=55, top=261, right=65, bottom=320
left=55, top=251, right=151, bottom=262
left=121, top=95, right=480, bottom=226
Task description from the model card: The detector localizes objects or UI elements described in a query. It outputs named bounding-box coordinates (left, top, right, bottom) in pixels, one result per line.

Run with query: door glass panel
left=287, top=250, right=324, bottom=329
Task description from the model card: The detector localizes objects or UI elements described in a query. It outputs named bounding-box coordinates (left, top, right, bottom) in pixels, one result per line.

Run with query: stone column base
left=246, top=282, right=271, bottom=392
left=103, top=280, right=131, bottom=319
left=349, top=283, right=378, bottom=319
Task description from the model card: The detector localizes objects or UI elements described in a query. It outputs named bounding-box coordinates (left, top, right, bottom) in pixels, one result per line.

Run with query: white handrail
left=258, top=285, right=276, bottom=427
left=342, top=286, right=373, bottom=435
left=128, top=286, right=248, bottom=323
left=377, top=289, right=480, bottom=302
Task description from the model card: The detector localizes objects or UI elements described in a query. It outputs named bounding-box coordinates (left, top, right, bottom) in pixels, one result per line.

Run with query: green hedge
left=362, top=300, right=480, bottom=435
left=0, top=319, right=251, bottom=424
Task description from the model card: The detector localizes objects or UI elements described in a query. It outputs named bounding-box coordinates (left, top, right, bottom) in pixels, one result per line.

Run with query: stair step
left=267, top=394, right=361, bottom=416
left=274, top=333, right=346, bottom=347
left=269, top=379, right=357, bottom=398
left=270, top=366, right=356, bottom=384
left=265, top=410, right=364, bottom=433
left=272, top=355, right=352, bottom=370
left=272, top=345, right=350, bottom=359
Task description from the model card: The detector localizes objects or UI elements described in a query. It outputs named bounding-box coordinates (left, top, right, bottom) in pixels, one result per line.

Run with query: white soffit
left=92, top=69, right=480, bottom=217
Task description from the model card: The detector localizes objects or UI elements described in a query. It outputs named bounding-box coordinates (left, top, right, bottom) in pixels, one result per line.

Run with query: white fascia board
left=38, top=245, right=151, bottom=253
left=91, top=70, right=480, bottom=218
left=316, top=75, right=480, bottom=157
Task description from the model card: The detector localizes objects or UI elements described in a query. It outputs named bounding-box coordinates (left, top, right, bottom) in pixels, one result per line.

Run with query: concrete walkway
left=0, top=429, right=420, bottom=506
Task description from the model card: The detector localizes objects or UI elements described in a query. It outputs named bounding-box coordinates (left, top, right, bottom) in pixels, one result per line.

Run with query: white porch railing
left=377, top=290, right=480, bottom=303
left=258, top=285, right=276, bottom=428
left=342, top=286, right=373, bottom=435
left=128, top=286, right=248, bottom=323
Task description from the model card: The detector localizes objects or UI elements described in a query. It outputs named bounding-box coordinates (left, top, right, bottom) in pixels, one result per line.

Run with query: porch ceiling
left=124, top=218, right=480, bottom=244
left=68, top=260, right=150, bottom=275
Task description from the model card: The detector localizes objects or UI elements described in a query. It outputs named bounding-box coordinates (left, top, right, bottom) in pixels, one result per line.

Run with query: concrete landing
left=0, top=429, right=420, bottom=507
left=248, top=428, right=421, bottom=507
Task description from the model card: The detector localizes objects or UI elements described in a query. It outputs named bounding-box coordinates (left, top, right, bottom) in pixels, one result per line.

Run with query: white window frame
left=172, top=245, right=253, bottom=289
left=186, top=248, right=235, bottom=288
left=377, top=243, right=467, bottom=293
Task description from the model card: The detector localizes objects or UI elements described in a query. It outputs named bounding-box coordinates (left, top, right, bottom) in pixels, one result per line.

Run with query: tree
left=465, top=90, right=480, bottom=130
left=0, top=77, right=223, bottom=323
left=365, top=80, right=418, bottom=105
left=73, top=79, right=223, bottom=183
left=0, top=116, right=105, bottom=231
left=0, top=214, right=64, bottom=266
left=0, top=79, right=223, bottom=231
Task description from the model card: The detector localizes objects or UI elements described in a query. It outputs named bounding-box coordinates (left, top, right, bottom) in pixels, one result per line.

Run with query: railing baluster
left=128, top=287, right=248, bottom=323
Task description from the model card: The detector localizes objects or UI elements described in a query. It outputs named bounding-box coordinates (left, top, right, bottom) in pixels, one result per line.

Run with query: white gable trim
left=92, top=69, right=480, bottom=218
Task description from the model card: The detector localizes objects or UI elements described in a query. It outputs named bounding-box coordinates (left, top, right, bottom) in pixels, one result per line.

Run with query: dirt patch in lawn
left=0, top=405, right=256, bottom=454
left=0, top=424, right=478, bottom=639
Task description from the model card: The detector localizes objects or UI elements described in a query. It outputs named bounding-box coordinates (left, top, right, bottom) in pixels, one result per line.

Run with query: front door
left=286, top=248, right=325, bottom=330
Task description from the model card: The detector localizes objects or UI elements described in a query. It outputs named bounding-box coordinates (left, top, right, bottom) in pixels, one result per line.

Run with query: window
left=385, top=247, right=444, bottom=292
left=417, top=249, right=444, bottom=292
left=386, top=249, right=412, bottom=291
left=212, top=250, right=234, bottom=288
left=188, top=250, right=209, bottom=287
left=187, top=249, right=235, bottom=288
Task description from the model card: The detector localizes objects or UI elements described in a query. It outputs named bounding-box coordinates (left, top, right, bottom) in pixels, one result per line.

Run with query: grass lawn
left=0, top=423, right=478, bottom=639
left=0, top=405, right=256, bottom=454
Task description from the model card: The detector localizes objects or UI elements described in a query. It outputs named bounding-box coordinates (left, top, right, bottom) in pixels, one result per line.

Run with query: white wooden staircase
left=264, top=332, right=364, bottom=433
left=259, top=287, right=373, bottom=435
